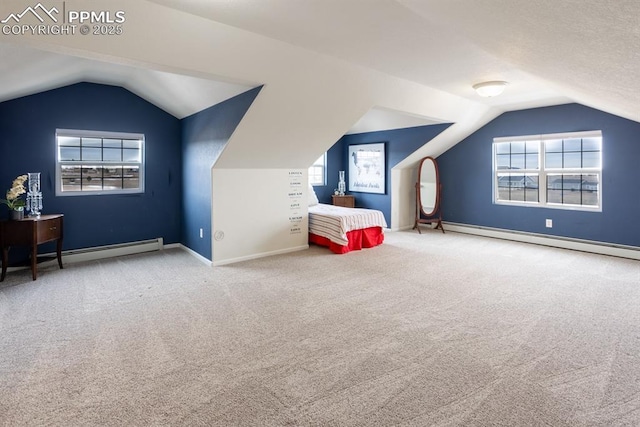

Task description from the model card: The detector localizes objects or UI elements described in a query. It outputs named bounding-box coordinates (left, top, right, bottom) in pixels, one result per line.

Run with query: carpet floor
left=1, top=230, right=639, bottom=426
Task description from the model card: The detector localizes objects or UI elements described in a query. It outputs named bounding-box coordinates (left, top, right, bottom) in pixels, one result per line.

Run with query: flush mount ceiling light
left=473, top=81, right=508, bottom=97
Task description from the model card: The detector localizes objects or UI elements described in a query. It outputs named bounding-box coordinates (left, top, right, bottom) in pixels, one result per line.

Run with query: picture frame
left=348, top=143, right=386, bottom=194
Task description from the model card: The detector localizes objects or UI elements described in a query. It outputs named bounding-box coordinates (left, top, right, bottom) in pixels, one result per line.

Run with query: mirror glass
left=419, top=157, right=438, bottom=215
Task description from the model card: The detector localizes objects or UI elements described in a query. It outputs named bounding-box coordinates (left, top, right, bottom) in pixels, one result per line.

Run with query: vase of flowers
left=1, top=175, right=28, bottom=220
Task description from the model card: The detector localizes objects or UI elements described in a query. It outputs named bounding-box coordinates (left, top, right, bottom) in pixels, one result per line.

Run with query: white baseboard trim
left=173, top=244, right=213, bottom=267
left=213, top=245, right=309, bottom=267
left=445, top=222, right=640, bottom=261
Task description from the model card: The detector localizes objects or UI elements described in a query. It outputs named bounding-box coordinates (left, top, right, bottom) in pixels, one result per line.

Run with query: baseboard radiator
left=444, top=223, right=640, bottom=261
left=51, top=238, right=164, bottom=265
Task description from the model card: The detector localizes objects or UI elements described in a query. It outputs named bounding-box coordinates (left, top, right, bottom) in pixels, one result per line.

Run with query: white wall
left=211, top=169, right=308, bottom=265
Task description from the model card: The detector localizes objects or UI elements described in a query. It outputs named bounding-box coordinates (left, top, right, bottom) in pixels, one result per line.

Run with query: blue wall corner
left=438, top=103, right=640, bottom=247
left=180, top=86, right=262, bottom=261
left=0, top=82, right=182, bottom=252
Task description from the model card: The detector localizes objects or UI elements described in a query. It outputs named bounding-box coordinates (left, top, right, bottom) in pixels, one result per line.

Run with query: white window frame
left=55, top=129, right=145, bottom=196
left=308, top=152, right=327, bottom=186
left=493, top=130, right=602, bottom=212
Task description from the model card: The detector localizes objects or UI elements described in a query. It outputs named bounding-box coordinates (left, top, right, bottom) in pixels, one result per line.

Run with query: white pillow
left=308, top=184, right=319, bottom=206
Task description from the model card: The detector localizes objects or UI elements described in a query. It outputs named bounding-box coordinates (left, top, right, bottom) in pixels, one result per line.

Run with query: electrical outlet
left=545, top=219, right=553, bottom=228
left=199, top=228, right=203, bottom=238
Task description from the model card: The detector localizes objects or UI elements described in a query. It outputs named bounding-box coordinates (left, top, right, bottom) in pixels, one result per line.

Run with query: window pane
left=582, top=151, right=600, bottom=168
left=582, top=137, right=601, bottom=152
left=563, top=152, right=581, bottom=168
left=546, top=153, right=562, bottom=168
left=547, top=174, right=600, bottom=207
left=497, top=174, right=538, bottom=202
left=83, top=137, right=102, bottom=148
left=525, top=175, right=539, bottom=202
left=510, top=186, right=525, bottom=201
left=547, top=175, right=563, bottom=190
left=547, top=189, right=562, bottom=203
left=309, top=165, right=324, bottom=185
left=545, top=139, right=563, bottom=153
left=123, top=167, right=139, bottom=189
left=525, top=141, right=539, bottom=153
left=495, top=142, right=510, bottom=154
left=496, top=174, right=512, bottom=201
left=82, top=166, right=102, bottom=191
left=59, top=146, right=80, bottom=161
left=103, top=178, right=123, bottom=190
left=123, top=148, right=140, bottom=162
left=511, top=154, right=525, bottom=170
left=61, top=165, right=81, bottom=191
left=496, top=154, right=510, bottom=170
left=82, top=147, right=102, bottom=161
left=525, top=153, right=539, bottom=169
left=58, top=136, right=80, bottom=146
left=103, top=139, right=121, bottom=149
left=563, top=176, right=583, bottom=205
left=104, top=167, right=123, bottom=189
left=308, top=153, right=326, bottom=185
left=563, top=138, right=581, bottom=152
left=122, top=140, right=141, bottom=149
left=103, top=148, right=122, bottom=161
left=511, top=141, right=525, bottom=154
left=547, top=175, right=563, bottom=203
left=582, top=174, right=599, bottom=206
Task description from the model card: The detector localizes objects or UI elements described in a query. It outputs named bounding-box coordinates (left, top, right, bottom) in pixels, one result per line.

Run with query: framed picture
left=348, top=143, right=386, bottom=194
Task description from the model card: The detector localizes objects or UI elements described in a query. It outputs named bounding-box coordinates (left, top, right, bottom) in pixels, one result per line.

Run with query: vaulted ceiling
left=145, top=0, right=639, bottom=122
left=0, top=0, right=637, bottom=147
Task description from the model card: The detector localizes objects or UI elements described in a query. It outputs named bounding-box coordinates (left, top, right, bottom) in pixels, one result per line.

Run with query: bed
left=308, top=201, right=387, bottom=254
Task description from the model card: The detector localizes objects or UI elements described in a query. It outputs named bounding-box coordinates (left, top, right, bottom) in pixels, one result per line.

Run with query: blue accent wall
left=181, top=87, right=261, bottom=260
left=322, top=124, right=451, bottom=224
left=0, top=82, right=182, bottom=251
left=438, top=103, right=640, bottom=247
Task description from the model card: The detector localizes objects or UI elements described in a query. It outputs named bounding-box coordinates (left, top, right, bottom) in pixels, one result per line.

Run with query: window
left=493, top=131, right=602, bottom=210
left=308, top=153, right=327, bottom=186
left=56, top=129, right=144, bottom=196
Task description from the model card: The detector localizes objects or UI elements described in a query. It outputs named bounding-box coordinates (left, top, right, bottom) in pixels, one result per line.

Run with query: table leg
left=31, top=243, right=37, bottom=281
left=57, top=238, right=63, bottom=270
left=1, top=247, right=7, bottom=282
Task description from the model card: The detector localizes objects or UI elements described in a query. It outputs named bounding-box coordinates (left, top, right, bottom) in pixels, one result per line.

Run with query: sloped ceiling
left=146, top=0, right=638, bottom=122
left=0, top=42, right=254, bottom=119
left=0, top=0, right=637, bottom=156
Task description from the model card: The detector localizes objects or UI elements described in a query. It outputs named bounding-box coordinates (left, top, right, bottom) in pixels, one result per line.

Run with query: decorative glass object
left=26, top=172, right=42, bottom=218
left=338, top=171, right=346, bottom=196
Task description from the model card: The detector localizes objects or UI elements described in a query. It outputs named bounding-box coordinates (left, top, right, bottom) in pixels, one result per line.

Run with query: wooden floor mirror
left=413, top=156, right=444, bottom=233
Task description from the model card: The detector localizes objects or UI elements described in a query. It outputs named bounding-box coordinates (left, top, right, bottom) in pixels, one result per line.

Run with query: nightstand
left=332, top=195, right=355, bottom=208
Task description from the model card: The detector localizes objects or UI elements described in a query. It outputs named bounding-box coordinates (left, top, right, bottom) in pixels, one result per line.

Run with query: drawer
left=37, top=217, right=62, bottom=243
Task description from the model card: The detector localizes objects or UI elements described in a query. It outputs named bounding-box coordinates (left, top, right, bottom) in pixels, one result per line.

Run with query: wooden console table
left=0, top=214, right=64, bottom=281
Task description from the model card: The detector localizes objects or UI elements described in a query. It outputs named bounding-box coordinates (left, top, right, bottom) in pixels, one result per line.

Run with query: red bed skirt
left=309, top=227, right=384, bottom=254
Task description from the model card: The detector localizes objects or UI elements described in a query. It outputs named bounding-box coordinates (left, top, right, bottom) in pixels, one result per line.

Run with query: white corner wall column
left=211, top=169, right=309, bottom=266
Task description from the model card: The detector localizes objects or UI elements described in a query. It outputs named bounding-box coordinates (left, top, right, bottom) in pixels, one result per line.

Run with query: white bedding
left=308, top=203, right=387, bottom=246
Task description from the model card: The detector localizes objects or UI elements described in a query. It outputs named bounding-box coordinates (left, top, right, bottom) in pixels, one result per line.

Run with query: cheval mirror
left=414, top=156, right=444, bottom=233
